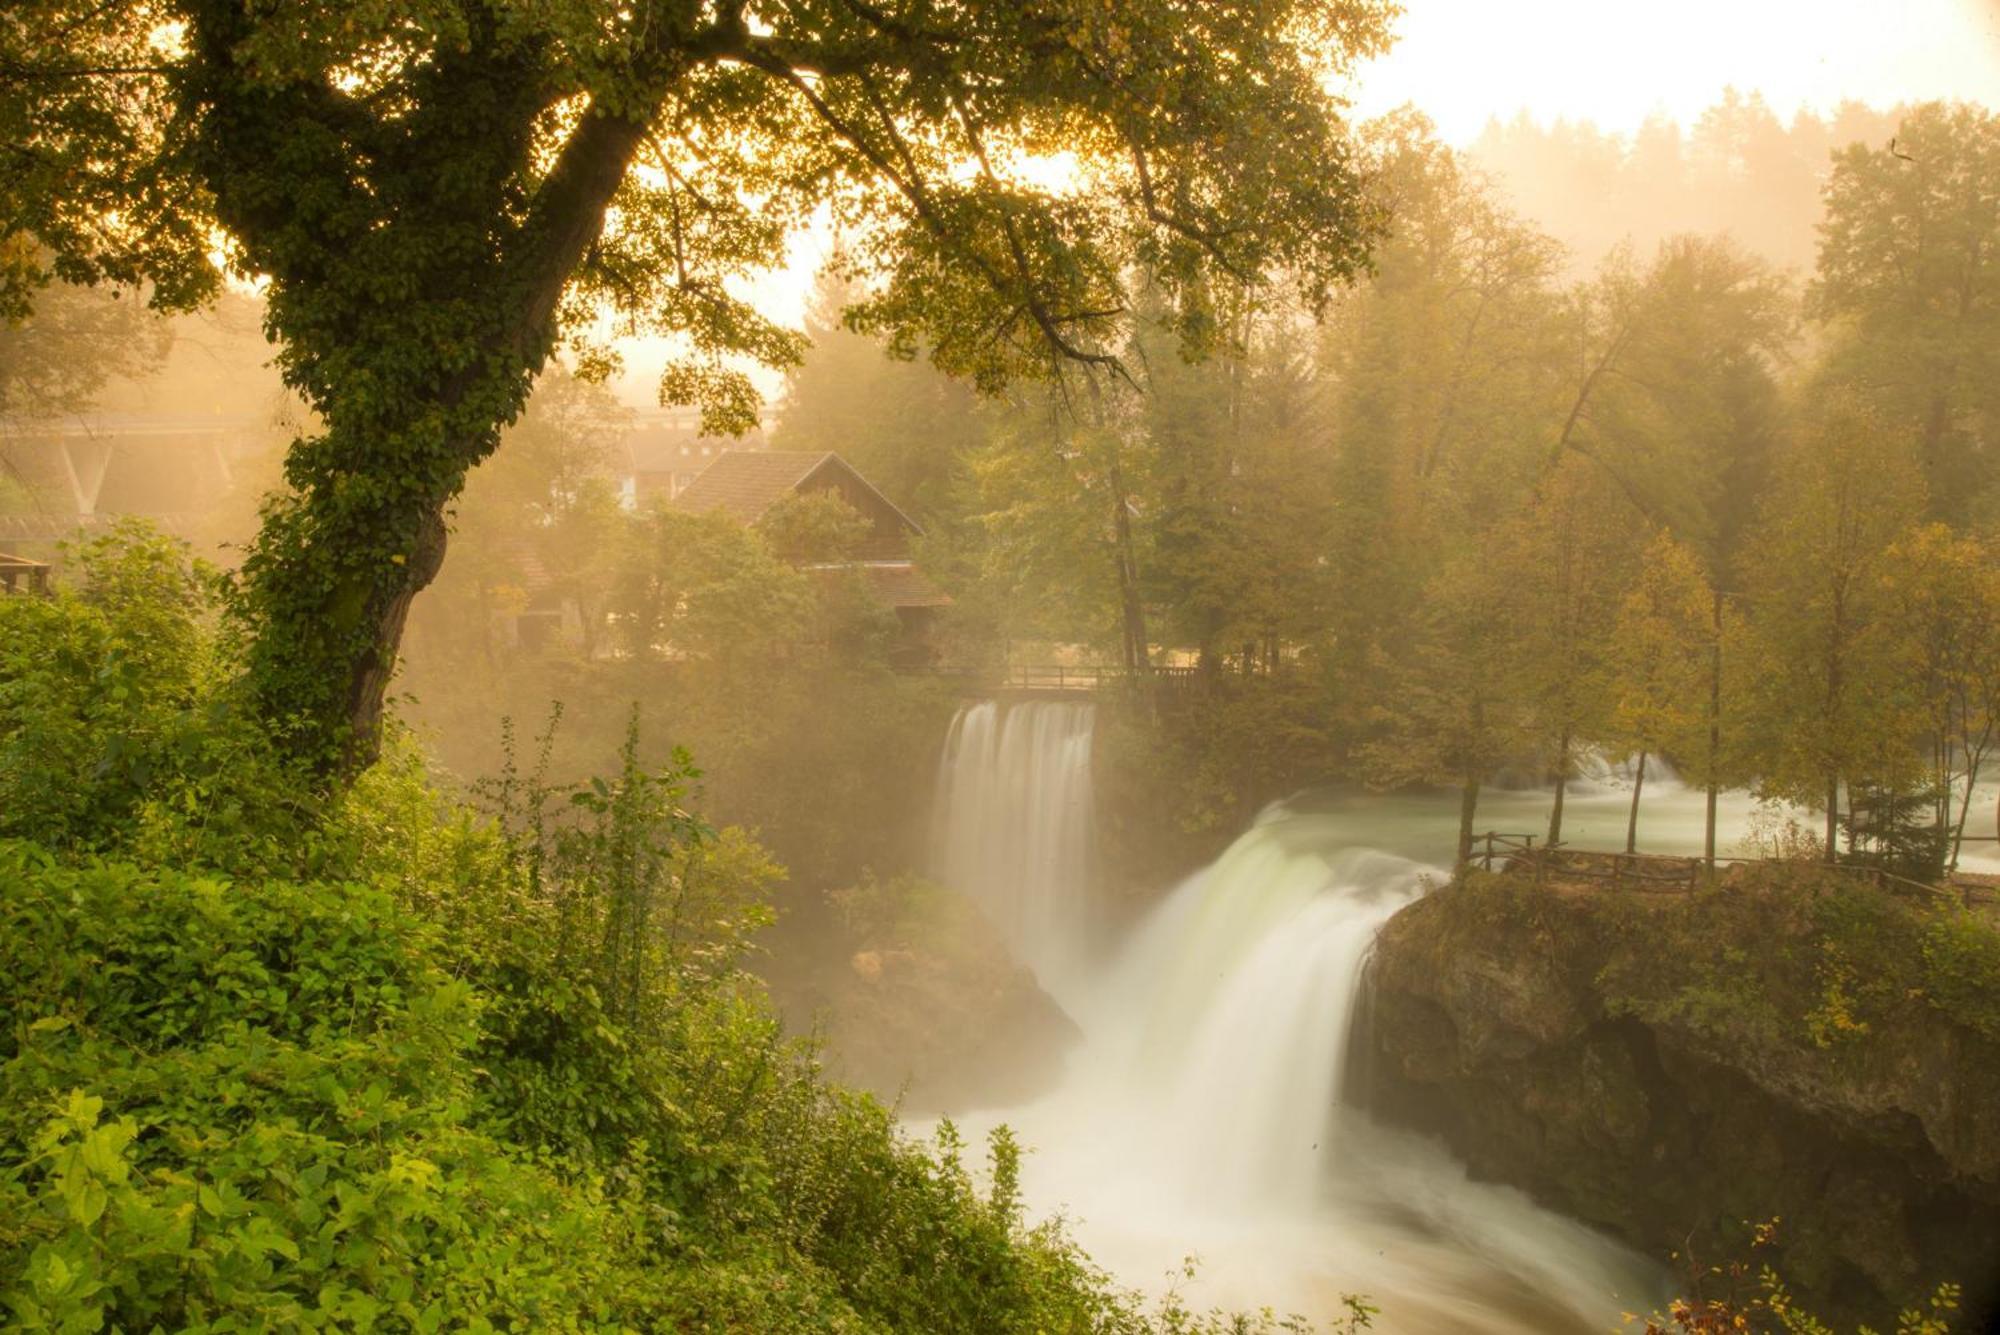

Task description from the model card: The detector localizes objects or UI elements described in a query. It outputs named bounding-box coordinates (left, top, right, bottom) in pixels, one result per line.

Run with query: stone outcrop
left=1359, top=869, right=2000, bottom=1326
left=765, top=891, right=1079, bottom=1114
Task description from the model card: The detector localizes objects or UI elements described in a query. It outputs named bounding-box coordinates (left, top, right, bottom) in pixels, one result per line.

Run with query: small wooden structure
left=674, top=449, right=951, bottom=659
left=0, top=553, right=51, bottom=596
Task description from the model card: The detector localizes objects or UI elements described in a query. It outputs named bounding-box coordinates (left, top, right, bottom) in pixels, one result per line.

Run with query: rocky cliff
left=1360, top=865, right=2000, bottom=1325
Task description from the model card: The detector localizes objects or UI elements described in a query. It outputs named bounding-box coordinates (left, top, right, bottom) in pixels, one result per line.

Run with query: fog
left=5, top=20, right=1998, bottom=1326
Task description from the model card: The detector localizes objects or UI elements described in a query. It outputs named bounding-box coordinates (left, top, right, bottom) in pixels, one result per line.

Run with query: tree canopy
left=4, top=0, right=1395, bottom=773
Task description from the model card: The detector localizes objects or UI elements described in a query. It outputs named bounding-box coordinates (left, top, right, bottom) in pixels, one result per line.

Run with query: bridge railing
left=989, top=663, right=1200, bottom=692
left=1473, top=829, right=1996, bottom=907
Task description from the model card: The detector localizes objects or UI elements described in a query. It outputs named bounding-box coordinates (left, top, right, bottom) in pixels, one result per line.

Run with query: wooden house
left=671, top=450, right=950, bottom=659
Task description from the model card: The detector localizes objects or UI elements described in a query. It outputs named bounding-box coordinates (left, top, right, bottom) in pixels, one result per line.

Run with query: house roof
left=860, top=561, right=952, bottom=609
left=806, top=560, right=953, bottom=610
left=671, top=450, right=923, bottom=536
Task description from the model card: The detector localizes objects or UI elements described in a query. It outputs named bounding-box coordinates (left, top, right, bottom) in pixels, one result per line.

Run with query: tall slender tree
left=1741, top=392, right=1927, bottom=857
left=1595, top=531, right=1713, bottom=853
left=1490, top=455, right=1639, bottom=846
left=1812, top=102, right=2000, bottom=524
left=1879, top=524, right=2000, bottom=867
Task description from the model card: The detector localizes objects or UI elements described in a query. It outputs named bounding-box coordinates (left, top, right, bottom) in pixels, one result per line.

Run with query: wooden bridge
left=1471, top=830, right=1998, bottom=910
left=0, top=554, right=50, bottom=596
left=997, top=663, right=1199, bottom=694
left=918, top=662, right=1203, bottom=697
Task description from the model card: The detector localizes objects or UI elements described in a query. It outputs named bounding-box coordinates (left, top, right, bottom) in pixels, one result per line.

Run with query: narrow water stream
left=923, top=700, right=2000, bottom=1331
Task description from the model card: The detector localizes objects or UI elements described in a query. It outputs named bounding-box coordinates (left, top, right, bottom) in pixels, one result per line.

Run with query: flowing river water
left=927, top=699, right=2000, bottom=1332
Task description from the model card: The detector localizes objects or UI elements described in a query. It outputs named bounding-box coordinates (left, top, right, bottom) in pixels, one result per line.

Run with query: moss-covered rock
left=1360, top=866, right=2000, bottom=1326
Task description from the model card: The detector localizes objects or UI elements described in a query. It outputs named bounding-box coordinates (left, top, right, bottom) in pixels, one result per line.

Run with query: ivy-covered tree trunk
left=194, top=27, right=651, bottom=772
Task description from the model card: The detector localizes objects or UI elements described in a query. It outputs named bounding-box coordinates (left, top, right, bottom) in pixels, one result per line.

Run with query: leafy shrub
left=1921, top=911, right=2000, bottom=1042
left=0, top=523, right=313, bottom=873
left=1632, top=1219, right=1960, bottom=1335
left=0, top=843, right=659, bottom=1332
left=0, top=527, right=1349, bottom=1332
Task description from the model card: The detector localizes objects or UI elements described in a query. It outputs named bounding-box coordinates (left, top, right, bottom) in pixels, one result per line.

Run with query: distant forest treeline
left=1467, top=92, right=1906, bottom=272
left=768, top=99, right=2000, bottom=868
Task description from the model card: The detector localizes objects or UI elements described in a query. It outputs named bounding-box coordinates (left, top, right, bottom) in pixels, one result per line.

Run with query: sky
left=1344, top=0, right=2000, bottom=143
left=612, top=0, right=2000, bottom=411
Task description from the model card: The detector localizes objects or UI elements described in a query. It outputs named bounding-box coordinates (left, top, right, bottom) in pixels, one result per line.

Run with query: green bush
left=1922, top=910, right=2000, bottom=1042
left=0, top=530, right=1329, bottom=1332
left=0, top=522, right=313, bottom=874
left=0, top=843, right=660, bottom=1332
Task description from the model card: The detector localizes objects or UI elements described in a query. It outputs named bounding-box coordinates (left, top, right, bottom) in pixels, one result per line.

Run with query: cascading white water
left=930, top=800, right=1670, bottom=1331
left=916, top=707, right=1832, bottom=1327
left=932, top=699, right=1098, bottom=996
left=1572, top=746, right=1684, bottom=795
left=1128, top=838, right=1430, bottom=1211
left=920, top=704, right=1814, bottom=1327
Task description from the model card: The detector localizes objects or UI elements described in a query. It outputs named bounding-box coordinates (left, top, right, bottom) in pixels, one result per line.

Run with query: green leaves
left=11, top=0, right=1399, bottom=769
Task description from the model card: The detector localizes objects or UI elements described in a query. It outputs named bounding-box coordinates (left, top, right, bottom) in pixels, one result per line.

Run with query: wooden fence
left=996, top=663, right=1200, bottom=692
left=1471, top=829, right=1995, bottom=909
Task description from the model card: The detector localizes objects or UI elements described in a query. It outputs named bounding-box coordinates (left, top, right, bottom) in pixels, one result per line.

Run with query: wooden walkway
left=917, top=663, right=1203, bottom=696
left=1471, top=830, right=1998, bottom=910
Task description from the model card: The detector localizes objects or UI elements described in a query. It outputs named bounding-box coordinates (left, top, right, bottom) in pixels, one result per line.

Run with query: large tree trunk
left=1825, top=775, right=1841, bottom=864
left=236, top=108, right=650, bottom=777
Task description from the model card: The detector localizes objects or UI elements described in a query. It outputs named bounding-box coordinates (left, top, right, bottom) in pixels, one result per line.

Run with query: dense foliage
left=753, top=101, right=2000, bottom=871
left=6, top=0, right=1397, bottom=772
left=0, top=531, right=1347, bottom=1333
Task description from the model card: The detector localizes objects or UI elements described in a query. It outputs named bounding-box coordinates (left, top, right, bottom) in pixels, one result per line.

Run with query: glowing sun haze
left=1346, top=0, right=2000, bottom=143
left=611, top=0, right=2000, bottom=408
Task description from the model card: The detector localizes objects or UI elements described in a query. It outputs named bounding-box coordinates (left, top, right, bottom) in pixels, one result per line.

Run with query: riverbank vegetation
left=0, top=532, right=1360, bottom=1334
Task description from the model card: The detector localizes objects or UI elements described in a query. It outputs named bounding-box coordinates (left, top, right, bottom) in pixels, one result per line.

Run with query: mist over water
left=925, top=702, right=1827, bottom=1331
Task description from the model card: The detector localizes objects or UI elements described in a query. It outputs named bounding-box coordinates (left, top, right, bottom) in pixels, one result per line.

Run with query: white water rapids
left=924, top=699, right=1888, bottom=1331
left=933, top=699, right=1100, bottom=998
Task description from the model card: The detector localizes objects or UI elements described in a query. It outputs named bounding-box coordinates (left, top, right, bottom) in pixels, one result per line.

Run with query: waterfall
left=932, top=699, right=1098, bottom=997
left=1140, top=840, right=1431, bottom=1209
left=1571, top=746, right=1684, bottom=795
left=923, top=800, right=1668, bottom=1329
left=922, top=703, right=1679, bottom=1327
